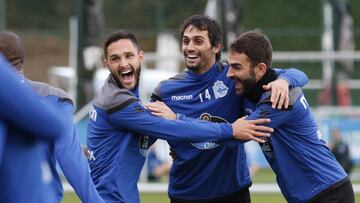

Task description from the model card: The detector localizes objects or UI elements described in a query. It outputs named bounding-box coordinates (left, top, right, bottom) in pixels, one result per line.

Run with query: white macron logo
left=171, top=94, right=193, bottom=101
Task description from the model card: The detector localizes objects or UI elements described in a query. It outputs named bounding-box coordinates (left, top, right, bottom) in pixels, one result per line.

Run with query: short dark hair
left=103, top=30, right=140, bottom=58
left=0, top=31, right=25, bottom=70
left=180, top=15, right=223, bottom=62
left=229, top=30, right=272, bottom=69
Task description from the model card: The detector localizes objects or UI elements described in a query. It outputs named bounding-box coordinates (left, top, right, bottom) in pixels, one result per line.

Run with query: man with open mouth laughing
left=105, top=35, right=142, bottom=90
left=87, top=30, right=274, bottom=203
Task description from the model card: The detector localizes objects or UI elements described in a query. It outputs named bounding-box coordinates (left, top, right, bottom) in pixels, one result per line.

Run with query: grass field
left=61, top=167, right=360, bottom=203
left=62, top=192, right=360, bottom=203
left=63, top=192, right=292, bottom=203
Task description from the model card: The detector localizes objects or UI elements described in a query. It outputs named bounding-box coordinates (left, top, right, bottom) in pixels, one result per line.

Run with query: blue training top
left=87, top=74, right=235, bottom=203
left=0, top=55, right=66, bottom=203
left=27, top=79, right=104, bottom=203
left=245, top=87, right=347, bottom=203
left=0, top=121, right=6, bottom=165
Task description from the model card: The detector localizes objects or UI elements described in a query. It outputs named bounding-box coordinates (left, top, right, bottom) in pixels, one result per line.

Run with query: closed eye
left=230, top=63, right=242, bottom=70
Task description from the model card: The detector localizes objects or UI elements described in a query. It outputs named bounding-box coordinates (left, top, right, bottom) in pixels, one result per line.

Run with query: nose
left=226, top=67, right=234, bottom=78
left=119, top=58, right=128, bottom=68
left=185, top=41, right=196, bottom=51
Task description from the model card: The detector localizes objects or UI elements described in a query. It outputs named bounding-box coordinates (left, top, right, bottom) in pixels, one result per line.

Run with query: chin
left=126, top=84, right=136, bottom=90
left=234, top=89, right=243, bottom=96
left=235, top=91, right=242, bottom=96
left=187, top=64, right=200, bottom=70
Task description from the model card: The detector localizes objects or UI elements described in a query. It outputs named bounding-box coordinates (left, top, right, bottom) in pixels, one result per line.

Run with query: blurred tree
left=76, top=0, right=104, bottom=109
left=0, top=0, right=6, bottom=30
left=7, top=0, right=72, bottom=31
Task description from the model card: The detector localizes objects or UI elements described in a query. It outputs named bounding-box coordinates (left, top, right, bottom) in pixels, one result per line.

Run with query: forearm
left=55, top=131, right=104, bottom=203
left=275, top=68, right=308, bottom=87
left=110, top=103, right=233, bottom=142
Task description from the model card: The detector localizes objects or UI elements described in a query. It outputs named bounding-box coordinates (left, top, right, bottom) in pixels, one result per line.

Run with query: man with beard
left=148, top=15, right=308, bottom=202
left=226, top=30, right=354, bottom=203
left=87, top=30, right=275, bottom=203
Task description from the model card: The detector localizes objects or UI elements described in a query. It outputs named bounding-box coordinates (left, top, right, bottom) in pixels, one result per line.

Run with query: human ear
left=138, top=50, right=144, bottom=63
left=212, top=43, right=221, bottom=54
left=256, top=63, right=267, bottom=79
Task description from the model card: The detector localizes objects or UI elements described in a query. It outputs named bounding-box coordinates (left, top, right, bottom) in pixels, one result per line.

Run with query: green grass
left=62, top=167, right=360, bottom=203
left=62, top=192, right=289, bottom=203
left=62, top=192, right=360, bottom=203
left=253, top=166, right=360, bottom=184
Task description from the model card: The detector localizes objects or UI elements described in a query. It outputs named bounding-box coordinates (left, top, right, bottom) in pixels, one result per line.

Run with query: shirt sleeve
left=54, top=101, right=104, bottom=203
left=0, top=121, right=6, bottom=165
left=274, top=68, right=308, bottom=88
left=246, top=102, right=293, bottom=129
left=108, top=101, right=233, bottom=142
left=175, top=113, right=245, bottom=147
left=0, top=56, right=66, bottom=140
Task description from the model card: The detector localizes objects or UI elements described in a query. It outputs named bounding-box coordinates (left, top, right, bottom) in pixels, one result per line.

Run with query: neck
left=190, top=58, right=217, bottom=74
left=246, top=68, right=277, bottom=103
left=194, top=66, right=211, bottom=74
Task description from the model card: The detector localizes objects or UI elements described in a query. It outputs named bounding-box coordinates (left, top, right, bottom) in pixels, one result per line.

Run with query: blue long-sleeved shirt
left=151, top=63, right=308, bottom=200
left=87, top=74, right=235, bottom=203
left=27, top=79, right=104, bottom=203
left=244, top=87, right=347, bottom=203
left=0, top=121, right=6, bottom=166
left=0, top=55, right=67, bottom=203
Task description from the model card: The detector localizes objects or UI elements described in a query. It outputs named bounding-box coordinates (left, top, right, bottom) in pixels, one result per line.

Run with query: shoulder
left=27, top=80, right=73, bottom=105
left=152, top=71, right=187, bottom=99
left=95, top=87, right=138, bottom=112
left=258, top=87, right=304, bottom=110
left=158, top=71, right=188, bottom=86
left=288, top=87, right=304, bottom=104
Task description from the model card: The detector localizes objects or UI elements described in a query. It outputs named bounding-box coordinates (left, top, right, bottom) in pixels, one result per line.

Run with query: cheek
left=234, top=71, right=244, bottom=80
left=109, top=64, right=118, bottom=72
left=181, top=45, right=187, bottom=53
left=132, top=60, right=140, bottom=69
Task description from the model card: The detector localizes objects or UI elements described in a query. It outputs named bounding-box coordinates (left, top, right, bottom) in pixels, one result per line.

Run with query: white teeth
left=121, top=70, right=132, bottom=74
left=187, top=54, right=198, bottom=58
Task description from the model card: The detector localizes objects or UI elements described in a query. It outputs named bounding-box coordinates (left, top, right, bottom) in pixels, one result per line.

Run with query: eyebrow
left=109, top=51, right=134, bottom=57
left=229, top=62, right=242, bottom=67
left=182, top=35, right=206, bottom=40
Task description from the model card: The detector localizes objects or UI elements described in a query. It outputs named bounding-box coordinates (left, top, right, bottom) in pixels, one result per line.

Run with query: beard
left=241, top=77, right=257, bottom=97
left=184, top=51, right=209, bottom=73
left=133, top=65, right=141, bottom=89
left=241, top=69, right=257, bottom=97
left=110, top=64, right=141, bottom=90
left=186, top=63, right=200, bottom=71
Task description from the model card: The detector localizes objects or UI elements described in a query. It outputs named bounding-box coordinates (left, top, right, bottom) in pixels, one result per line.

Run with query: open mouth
left=187, top=54, right=199, bottom=59
left=120, top=69, right=134, bottom=83
left=235, top=80, right=243, bottom=90
left=186, top=53, right=200, bottom=62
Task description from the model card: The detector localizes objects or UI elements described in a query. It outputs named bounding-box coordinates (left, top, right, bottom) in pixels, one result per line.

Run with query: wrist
left=277, top=77, right=290, bottom=87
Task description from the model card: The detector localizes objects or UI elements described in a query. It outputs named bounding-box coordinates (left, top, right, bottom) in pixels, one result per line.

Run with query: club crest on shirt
left=212, top=80, right=228, bottom=99
left=139, top=134, right=149, bottom=157
left=191, top=113, right=229, bottom=150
